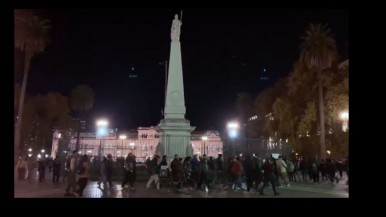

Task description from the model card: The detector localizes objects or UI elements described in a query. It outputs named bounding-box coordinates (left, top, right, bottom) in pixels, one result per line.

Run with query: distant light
left=340, top=111, right=349, bottom=121
left=63, top=151, right=67, bottom=153
left=58, top=133, right=61, bottom=139
left=78, top=151, right=82, bottom=154
left=327, top=150, right=331, bottom=155
left=201, top=136, right=208, bottom=141
left=37, top=154, right=41, bottom=159
left=119, top=135, right=127, bottom=140
left=96, top=119, right=108, bottom=127
left=97, top=128, right=108, bottom=137
left=28, top=148, right=32, bottom=152
left=227, top=122, right=239, bottom=129
left=239, top=154, right=243, bottom=157
left=130, top=142, right=135, bottom=146
left=87, top=150, right=92, bottom=153
left=45, top=154, right=49, bottom=158
left=41, top=149, right=45, bottom=153
left=264, top=68, right=266, bottom=72
left=28, top=154, right=32, bottom=157
left=228, top=130, right=238, bottom=138
left=132, top=67, right=134, bottom=70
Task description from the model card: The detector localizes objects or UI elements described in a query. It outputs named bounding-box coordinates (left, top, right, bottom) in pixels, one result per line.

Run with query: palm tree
left=300, top=23, right=337, bottom=160
left=70, top=84, right=95, bottom=151
left=14, top=10, right=51, bottom=164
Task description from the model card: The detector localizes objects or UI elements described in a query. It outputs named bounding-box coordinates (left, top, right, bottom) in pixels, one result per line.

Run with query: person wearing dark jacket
left=146, top=155, right=161, bottom=189
left=52, top=156, right=61, bottom=183
left=105, top=154, right=114, bottom=188
left=252, top=156, right=263, bottom=192
left=259, top=157, right=279, bottom=196
left=190, top=154, right=201, bottom=188
left=242, top=155, right=254, bottom=192
left=197, top=155, right=211, bottom=192
left=122, top=153, right=136, bottom=189
left=326, top=158, right=338, bottom=184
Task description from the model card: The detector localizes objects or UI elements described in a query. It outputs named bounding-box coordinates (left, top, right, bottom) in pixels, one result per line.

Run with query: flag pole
left=164, top=60, right=168, bottom=112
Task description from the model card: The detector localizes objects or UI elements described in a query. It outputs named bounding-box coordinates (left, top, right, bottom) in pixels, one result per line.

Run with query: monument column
left=156, top=14, right=195, bottom=162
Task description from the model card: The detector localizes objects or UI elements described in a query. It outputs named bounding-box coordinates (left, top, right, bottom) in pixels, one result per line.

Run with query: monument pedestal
left=156, top=119, right=195, bottom=161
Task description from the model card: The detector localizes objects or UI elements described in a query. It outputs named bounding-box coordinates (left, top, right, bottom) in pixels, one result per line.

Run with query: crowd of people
left=143, top=153, right=349, bottom=196
left=16, top=150, right=348, bottom=197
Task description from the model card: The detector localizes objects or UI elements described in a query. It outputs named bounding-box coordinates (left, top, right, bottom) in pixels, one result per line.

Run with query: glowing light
left=228, top=130, right=238, bottom=138
left=37, top=154, right=41, bottom=159
left=28, top=148, right=32, bottom=152
left=28, top=154, right=32, bottom=157
left=45, top=154, right=49, bottom=158
left=130, top=142, right=135, bottom=146
left=58, top=133, right=61, bottom=139
left=87, top=150, right=92, bottom=153
left=119, top=134, right=127, bottom=139
left=327, top=150, right=331, bottom=155
left=41, top=149, right=45, bottom=153
left=227, top=122, right=239, bottom=129
left=201, top=136, right=208, bottom=141
left=96, top=119, right=108, bottom=127
left=340, top=111, right=349, bottom=121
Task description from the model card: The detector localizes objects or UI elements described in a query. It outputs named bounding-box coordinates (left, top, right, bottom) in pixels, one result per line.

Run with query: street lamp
left=28, top=148, right=32, bottom=152
left=202, top=136, right=208, bottom=156
left=41, top=149, right=45, bottom=153
left=119, top=134, right=127, bottom=157
left=339, top=110, right=349, bottom=132
left=227, top=121, right=239, bottom=156
left=130, top=142, right=135, bottom=155
left=96, top=119, right=109, bottom=157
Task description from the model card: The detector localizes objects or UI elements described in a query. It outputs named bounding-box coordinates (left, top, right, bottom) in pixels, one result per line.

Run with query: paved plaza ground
left=15, top=174, right=349, bottom=198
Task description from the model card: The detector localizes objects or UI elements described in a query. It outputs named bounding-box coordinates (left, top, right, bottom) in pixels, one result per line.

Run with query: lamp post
left=202, top=136, right=208, bottom=156
left=119, top=134, right=126, bottom=158
left=227, top=121, right=239, bottom=157
left=96, top=119, right=109, bottom=157
left=340, top=110, right=349, bottom=132
left=130, top=142, right=135, bottom=155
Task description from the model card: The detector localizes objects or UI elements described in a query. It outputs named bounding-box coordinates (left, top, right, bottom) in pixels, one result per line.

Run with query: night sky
left=17, top=9, right=348, bottom=131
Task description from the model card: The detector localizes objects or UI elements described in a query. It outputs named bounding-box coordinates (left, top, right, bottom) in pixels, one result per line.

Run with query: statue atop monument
left=171, top=14, right=182, bottom=42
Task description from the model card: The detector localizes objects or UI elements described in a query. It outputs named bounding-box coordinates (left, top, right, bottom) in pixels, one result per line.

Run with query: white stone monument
left=156, top=14, right=195, bottom=162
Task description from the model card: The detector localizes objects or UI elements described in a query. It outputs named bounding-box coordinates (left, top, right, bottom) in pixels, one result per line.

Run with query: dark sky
left=19, top=9, right=348, bottom=131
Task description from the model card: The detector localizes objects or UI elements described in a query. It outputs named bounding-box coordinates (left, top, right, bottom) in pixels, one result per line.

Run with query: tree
left=299, top=23, right=338, bottom=160
left=14, top=10, right=51, bottom=164
left=70, top=84, right=95, bottom=151
left=20, top=93, right=75, bottom=153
